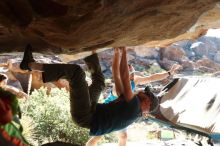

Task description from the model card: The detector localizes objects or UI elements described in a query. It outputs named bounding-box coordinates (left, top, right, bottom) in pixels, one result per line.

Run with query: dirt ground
left=99, top=122, right=220, bottom=146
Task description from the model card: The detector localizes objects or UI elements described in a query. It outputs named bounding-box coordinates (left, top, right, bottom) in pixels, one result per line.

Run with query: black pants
left=42, top=54, right=105, bottom=128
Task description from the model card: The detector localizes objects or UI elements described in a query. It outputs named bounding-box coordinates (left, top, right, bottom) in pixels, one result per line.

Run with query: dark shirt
left=90, top=96, right=141, bottom=136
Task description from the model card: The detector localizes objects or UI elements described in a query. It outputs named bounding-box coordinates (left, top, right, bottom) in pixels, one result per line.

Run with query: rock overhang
left=0, top=0, right=219, bottom=58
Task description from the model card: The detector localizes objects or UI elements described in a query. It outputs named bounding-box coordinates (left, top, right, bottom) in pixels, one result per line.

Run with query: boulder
left=159, top=47, right=187, bottom=62
left=0, top=0, right=218, bottom=56
left=133, top=46, right=159, bottom=59
left=196, top=57, right=220, bottom=72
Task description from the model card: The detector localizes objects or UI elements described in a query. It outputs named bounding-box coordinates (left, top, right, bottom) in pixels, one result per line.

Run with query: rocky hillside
left=96, top=35, right=220, bottom=79
left=1, top=35, right=220, bottom=93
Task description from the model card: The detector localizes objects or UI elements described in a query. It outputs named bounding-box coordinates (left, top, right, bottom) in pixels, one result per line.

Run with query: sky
left=205, top=28, right=220, bottom=38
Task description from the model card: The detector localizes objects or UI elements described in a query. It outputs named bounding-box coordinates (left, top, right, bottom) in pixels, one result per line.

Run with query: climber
left=86, top=55, right=181, bottom=146
left=19, top=45, right=159, bottom=139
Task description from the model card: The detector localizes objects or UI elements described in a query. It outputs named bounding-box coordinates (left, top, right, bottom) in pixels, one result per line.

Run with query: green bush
left=20, top=87, right=89, bottom=146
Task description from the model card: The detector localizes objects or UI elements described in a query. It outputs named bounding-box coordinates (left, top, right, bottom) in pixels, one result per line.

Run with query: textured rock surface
left=0, top=0, right=218, bottom=55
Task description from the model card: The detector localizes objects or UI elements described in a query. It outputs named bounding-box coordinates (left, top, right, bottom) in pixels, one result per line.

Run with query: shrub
left=20, top=87, right=89, bottom=146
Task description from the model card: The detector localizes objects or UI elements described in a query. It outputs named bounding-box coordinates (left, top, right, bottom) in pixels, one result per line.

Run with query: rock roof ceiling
left=0, top=0, right=219, bottom=58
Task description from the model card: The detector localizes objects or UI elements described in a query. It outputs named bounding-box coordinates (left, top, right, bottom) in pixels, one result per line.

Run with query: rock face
left=0, top=0, right=218, bottom=55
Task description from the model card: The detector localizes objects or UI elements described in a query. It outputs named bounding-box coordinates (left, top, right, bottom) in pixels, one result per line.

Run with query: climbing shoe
left=20, top=44, right=35, bottom=71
